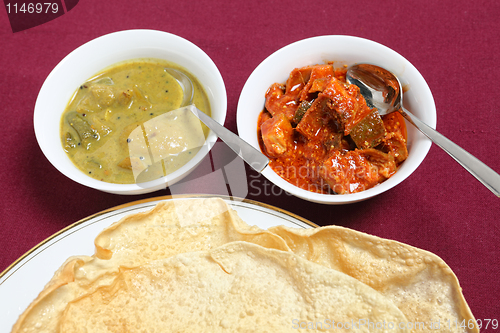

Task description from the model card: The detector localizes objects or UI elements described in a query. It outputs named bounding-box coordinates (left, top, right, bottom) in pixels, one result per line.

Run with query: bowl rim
left=34, top=29, right=227, bottom=195
left=236, top=35, right=436, bottom=204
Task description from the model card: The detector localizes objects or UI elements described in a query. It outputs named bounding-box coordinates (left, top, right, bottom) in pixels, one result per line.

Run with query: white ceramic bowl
left=34, top=29, right=227, bottom=195
left=237, top=35, right=436, bottom=204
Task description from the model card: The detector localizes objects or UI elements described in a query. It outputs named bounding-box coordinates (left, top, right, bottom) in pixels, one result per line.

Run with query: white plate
left=0, top=195, right=315, bottom=331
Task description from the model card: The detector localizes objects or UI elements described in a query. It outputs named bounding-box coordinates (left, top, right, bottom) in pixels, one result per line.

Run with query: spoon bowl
left=346, top=64, right=401, bottom=115
left=347, top=64, right=500, bottom=197
left=165, top=68, right=194, bottom=107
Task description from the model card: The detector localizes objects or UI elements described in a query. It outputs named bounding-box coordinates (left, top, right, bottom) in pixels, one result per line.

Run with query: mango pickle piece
left=293, top=99, right=314, bottom=124
left=349, top=109, right=386, bottom=149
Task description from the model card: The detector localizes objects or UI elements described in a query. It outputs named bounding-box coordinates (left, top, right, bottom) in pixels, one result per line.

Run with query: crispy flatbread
left=11, top=198, right=477, bottom=333
left=59, top=242, right=408, bottom=332
left=11, top=198, right=288, bottom=333
left=269, top=225, right=477, bottom=333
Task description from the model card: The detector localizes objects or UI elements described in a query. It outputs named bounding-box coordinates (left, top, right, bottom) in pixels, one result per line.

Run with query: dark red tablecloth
left=1, top=0, right=499, bottom=328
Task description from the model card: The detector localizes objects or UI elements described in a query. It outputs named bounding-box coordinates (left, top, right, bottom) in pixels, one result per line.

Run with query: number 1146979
left=5, top=2, right=59, bottom=14
left=447, top=319, right=498, bottom=330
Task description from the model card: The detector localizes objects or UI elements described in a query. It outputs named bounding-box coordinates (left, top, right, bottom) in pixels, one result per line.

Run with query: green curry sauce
left=61, top=58, right=210, bottom=184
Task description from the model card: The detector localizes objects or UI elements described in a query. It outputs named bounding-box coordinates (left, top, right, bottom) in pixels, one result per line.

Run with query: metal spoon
left=165, top=68, right=269, bottom=172
left=164, top=68, right=194, bottom=107
left=347, top=63, right=500, bottom=197
left=131, top=68, right=268, bottom=184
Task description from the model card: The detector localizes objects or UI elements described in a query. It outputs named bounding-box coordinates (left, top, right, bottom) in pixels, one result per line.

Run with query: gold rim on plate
left=0, top=194, right=317, bottom=281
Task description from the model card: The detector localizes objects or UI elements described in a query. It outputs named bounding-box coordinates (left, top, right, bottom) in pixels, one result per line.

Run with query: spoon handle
left=400, top=108, right=500, bottom=197
left=188, top=105, right=270, bottom=173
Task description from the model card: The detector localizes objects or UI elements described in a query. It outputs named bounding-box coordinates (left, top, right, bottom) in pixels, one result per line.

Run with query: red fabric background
left=1, top=0, right=499, bottom=328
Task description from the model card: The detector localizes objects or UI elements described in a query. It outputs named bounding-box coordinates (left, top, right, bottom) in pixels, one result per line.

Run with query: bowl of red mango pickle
left=237, top=35, right=436, bottom=204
